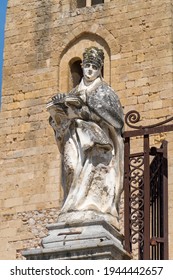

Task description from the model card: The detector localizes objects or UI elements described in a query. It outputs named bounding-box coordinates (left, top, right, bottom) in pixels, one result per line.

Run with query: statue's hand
left=52, top=93, right=66, bottom=103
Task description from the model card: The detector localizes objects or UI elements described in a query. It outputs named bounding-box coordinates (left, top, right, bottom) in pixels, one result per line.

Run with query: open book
left=47, top=94, right=83, bottom=109
left=46, top=94, right=84, bottom=125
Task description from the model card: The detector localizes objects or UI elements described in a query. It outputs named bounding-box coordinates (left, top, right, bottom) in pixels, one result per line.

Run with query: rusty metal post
left=162, top=140, right=169, bottom=259
left=124, top=137, right=131, bottom=253
left=143, top=134, right=150, bottom=259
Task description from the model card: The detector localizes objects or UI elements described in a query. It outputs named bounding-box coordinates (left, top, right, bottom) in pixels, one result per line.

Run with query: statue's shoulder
left=96, top=81, right=120, bottom=101
left=88, top=81, right=124, bottom=129
left=96, top=80, right=109, bottom=90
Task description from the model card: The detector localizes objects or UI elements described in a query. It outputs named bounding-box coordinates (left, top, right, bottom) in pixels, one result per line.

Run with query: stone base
left=22, top=220, right=131, bottom=260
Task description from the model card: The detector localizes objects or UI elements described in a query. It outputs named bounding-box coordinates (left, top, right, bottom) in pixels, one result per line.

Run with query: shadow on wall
left=34, top=0, right=53, bottom=68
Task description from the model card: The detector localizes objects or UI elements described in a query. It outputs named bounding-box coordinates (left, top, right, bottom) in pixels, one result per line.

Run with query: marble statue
left=47, top=47, right=124, bottom=229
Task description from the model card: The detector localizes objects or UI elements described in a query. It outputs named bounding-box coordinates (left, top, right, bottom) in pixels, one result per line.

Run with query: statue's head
left=82, top=47, right=104, bottom=82
left=83, top=47, right=104, bottom=68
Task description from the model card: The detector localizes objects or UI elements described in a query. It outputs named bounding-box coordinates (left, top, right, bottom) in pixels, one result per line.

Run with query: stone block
left=23, top=220, right=131, bottom=260
left=4, top=197, right=23, bottom=208
left=0, top=250, right=16, bottom=260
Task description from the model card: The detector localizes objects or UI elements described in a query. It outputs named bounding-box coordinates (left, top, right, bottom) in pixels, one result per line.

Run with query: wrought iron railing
left=123, top=110, right=173, bottom=260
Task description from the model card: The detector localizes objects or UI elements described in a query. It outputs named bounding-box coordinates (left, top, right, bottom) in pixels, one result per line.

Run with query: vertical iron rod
left=162, top=140, right=169, bottom=259
left=143, top=134, right=150, bottom=259
left=124, top=137, right=131, bottom=253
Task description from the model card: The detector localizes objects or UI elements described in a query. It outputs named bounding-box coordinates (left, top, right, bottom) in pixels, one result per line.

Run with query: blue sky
left=0, top=0, right=8, bottom=104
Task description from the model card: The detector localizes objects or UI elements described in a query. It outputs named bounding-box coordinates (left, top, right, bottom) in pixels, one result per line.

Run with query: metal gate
left=123, top=110, right=173, bottom=260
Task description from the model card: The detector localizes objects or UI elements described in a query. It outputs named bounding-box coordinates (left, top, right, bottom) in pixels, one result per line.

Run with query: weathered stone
left=23, top=220, right=131, bottom=260
left=47, top=47, right=124, bottom=230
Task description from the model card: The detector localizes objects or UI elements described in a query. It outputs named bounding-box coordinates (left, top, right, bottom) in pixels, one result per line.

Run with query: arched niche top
left=59, top=31, right=114, bottom=92
left=59, top=22, right=120, bottom=59
left=69, top=56, right=82, bottom=65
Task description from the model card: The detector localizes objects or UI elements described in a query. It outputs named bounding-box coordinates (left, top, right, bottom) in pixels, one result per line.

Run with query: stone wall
left=0, top=0, right=173, bottom=259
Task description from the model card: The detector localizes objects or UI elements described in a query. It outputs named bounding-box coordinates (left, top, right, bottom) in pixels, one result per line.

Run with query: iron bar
left=124, top=137, right=131, bottom=253
left=162, top=140, right=168, bottom=259
left=143, top=134, right=150, bottom=259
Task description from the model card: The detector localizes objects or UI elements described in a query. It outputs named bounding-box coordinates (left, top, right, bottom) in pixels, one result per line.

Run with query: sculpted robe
left=48, top=79, right=124, bottom=229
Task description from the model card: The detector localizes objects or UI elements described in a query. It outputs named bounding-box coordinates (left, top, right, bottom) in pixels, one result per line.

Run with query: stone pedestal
left=22, top=220, right=131, bottom=260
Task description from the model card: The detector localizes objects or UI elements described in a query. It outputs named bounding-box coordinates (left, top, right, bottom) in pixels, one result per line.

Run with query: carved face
left=82, top=63, right=101, bottom=82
